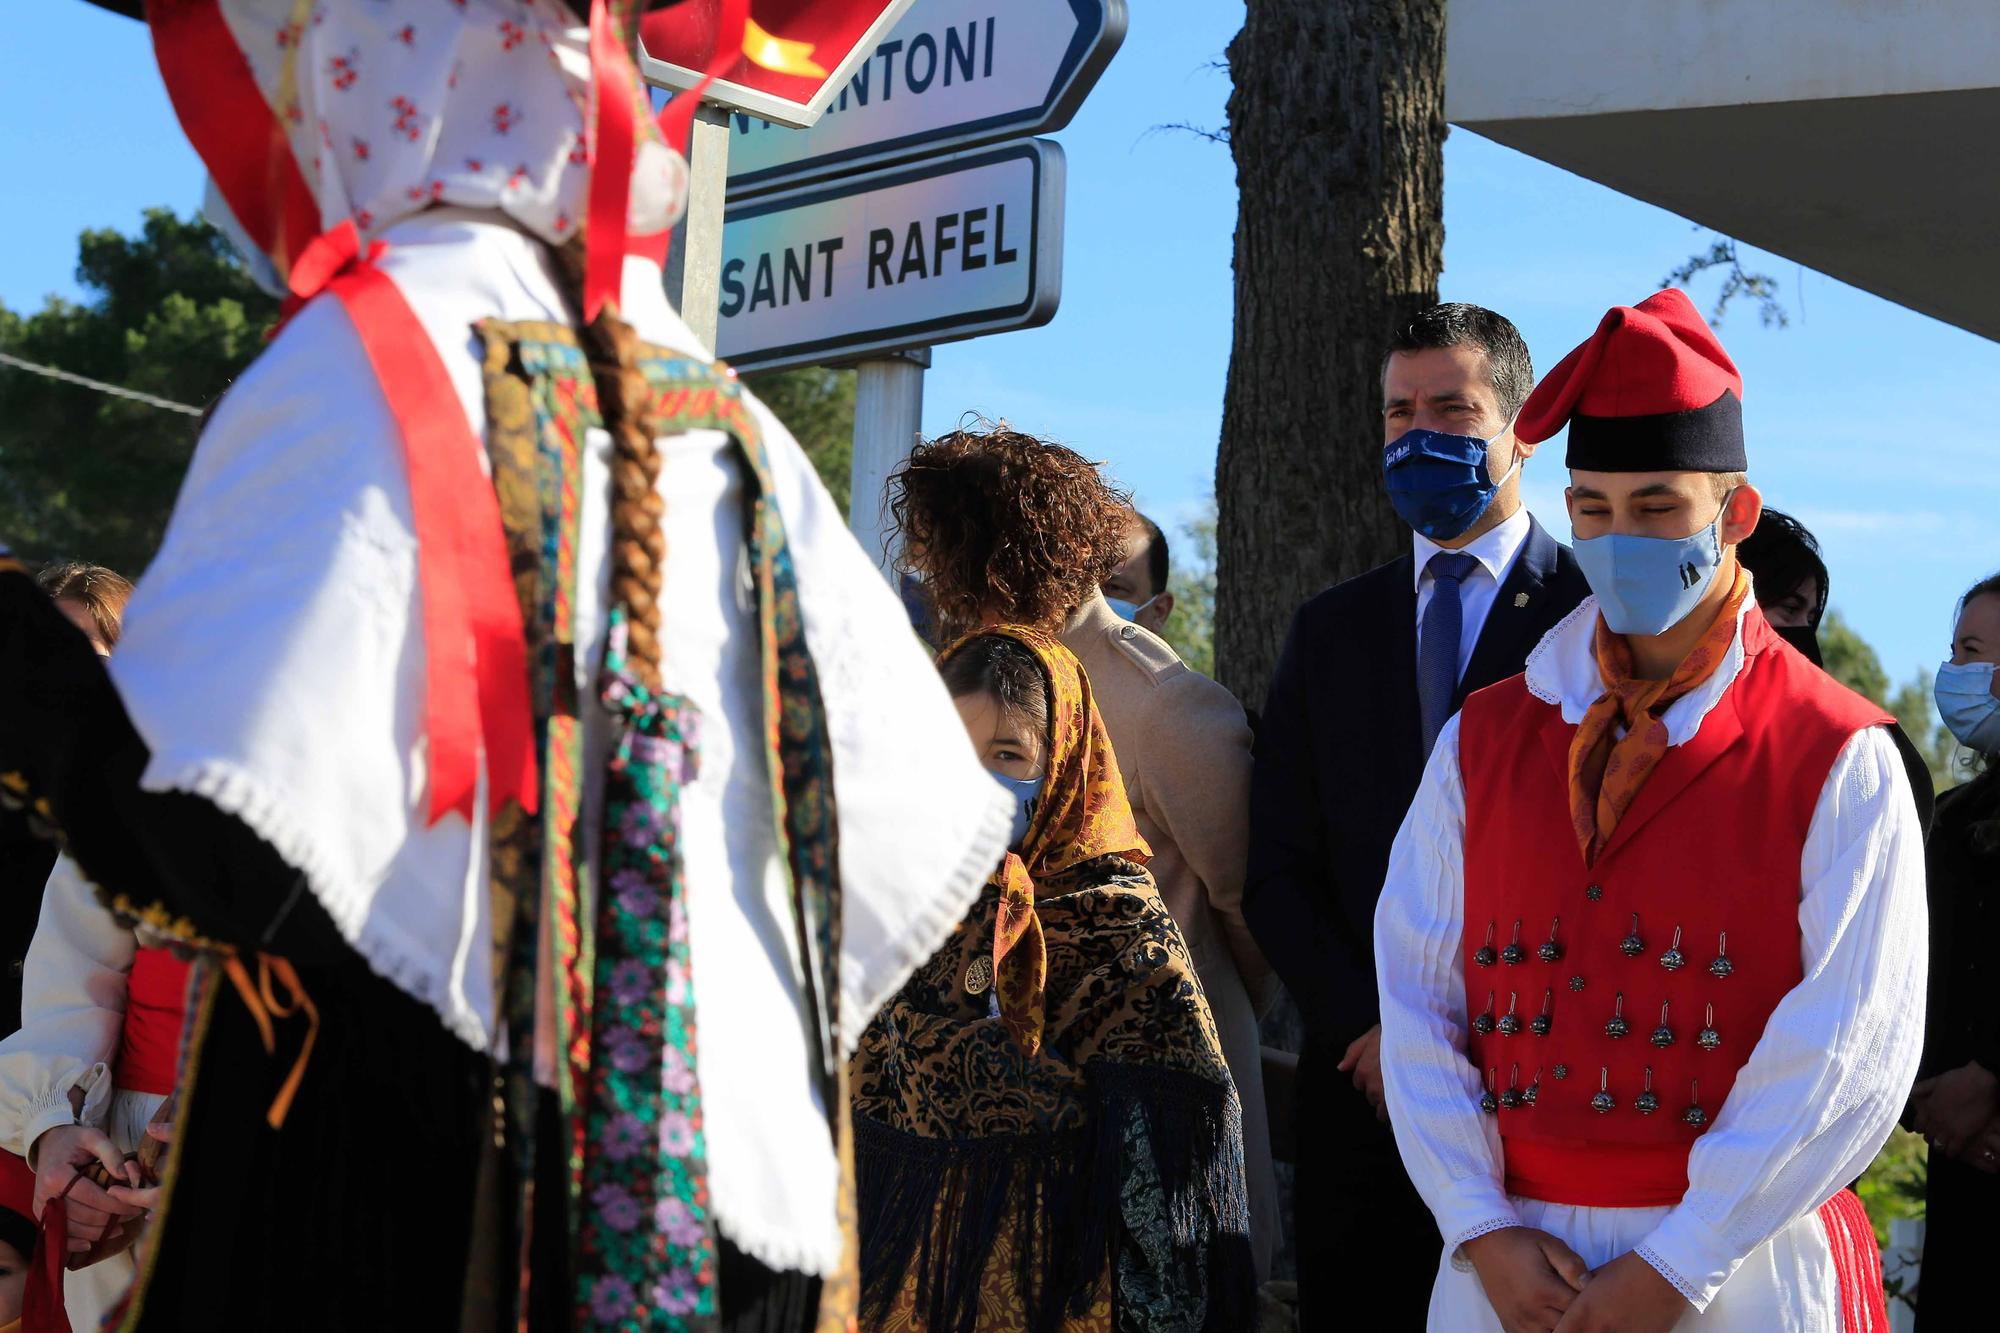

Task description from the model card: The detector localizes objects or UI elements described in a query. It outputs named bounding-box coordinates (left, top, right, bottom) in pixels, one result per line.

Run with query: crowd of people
left=1, top=4, right=1996, bottom=1333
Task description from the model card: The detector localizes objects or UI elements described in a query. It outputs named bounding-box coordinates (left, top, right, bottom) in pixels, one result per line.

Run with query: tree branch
left=1662, top=234, right=1789, bottom=328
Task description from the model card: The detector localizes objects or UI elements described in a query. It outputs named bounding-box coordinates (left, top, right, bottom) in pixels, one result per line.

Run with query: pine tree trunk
left=1214, top=0, right=1447, bottom=709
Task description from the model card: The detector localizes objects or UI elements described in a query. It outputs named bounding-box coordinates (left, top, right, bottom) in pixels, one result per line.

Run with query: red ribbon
left=23, top=1176, right=80, bottom=1333
left=286, top=222, right=538, bottom=823
left=585, top=0, right=750, bottom=320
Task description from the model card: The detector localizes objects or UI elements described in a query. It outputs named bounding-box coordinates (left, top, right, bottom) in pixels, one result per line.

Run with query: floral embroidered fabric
left=476, top=322, right=851, bottom=1330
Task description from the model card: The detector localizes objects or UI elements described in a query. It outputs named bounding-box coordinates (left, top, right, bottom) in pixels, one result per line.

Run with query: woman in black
left=1907, top=571, right=2000, bottom=1330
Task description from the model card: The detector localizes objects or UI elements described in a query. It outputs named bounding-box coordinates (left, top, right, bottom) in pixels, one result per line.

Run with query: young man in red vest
left=1373, top=289, right=1927, bottom=1332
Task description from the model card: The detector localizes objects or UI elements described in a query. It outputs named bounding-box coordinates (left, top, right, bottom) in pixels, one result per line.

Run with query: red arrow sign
left=641, top=0, right=919, bottom=129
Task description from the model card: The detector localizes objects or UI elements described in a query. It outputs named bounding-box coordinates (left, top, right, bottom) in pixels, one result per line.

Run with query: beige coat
left=1059, top=591, right=1280, bottom=1280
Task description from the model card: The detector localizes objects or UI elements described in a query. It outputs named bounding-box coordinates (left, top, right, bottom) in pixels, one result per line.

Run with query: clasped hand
left=32, top=1121, right=172, bottom=1265
left=1464, top=1227, right=1690, bottom=1333
left=1908, top=1061, right=2000, bottom=1169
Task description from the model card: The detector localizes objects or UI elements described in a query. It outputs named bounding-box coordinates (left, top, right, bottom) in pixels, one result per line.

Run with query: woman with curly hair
left=889, top=426, right=1282, bottom=1282
left=852, top=626, right=1253, bottom=1332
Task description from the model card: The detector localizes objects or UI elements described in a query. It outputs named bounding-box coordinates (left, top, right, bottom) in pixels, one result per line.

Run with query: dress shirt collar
left=1411, top=504, right=1533, bottom=590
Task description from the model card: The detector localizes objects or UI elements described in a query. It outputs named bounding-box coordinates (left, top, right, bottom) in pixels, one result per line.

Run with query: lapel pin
left=1513, top=592, right=1530, bottom=608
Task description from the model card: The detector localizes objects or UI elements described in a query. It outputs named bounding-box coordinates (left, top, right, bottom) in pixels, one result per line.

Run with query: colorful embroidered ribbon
left=285, top=222, right=538, bottom=823
left=571, top=353, right=845, bottom=1328
left=1567, top=567, right=1750, bottom=864
left=577, top=613, right=714, bottom=1328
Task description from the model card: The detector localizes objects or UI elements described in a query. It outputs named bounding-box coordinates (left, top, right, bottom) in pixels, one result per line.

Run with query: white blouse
left=1372, top=596, right=1928, bottom=1311
left=105, top=213, right=1013, bottom=1277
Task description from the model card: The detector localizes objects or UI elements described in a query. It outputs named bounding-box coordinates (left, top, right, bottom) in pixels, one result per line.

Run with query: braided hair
left=549, top=240, right=668, bottom=690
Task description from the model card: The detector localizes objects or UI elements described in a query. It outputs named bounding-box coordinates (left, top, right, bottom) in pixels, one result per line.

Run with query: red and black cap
left=1516, top=288, right=1745, bottom=473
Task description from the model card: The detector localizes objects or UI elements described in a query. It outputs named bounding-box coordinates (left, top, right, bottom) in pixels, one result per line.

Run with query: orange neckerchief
left=1567, top=566, right=1751, bottom=865
left=941, top=625, right=1148, bottom=1056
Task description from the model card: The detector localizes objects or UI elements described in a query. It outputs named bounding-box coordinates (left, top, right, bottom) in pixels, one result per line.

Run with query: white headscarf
left=186, top=0, right=684, bottom=273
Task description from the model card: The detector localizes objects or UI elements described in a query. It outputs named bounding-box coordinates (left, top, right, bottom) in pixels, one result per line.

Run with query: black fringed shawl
left=850, top=859, right=1255, bottom=1333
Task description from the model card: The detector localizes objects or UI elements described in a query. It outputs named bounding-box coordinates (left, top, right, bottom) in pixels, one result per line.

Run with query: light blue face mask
left=1105, top=593, right=1160, bottom=623
left=990, top=770, right=1045, bottom=848
left=1572, top=494, right=1730, bottom=636
left=1936, top=660, right=2000, bottom=755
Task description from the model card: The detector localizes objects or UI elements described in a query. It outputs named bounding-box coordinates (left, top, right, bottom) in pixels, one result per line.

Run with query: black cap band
left=1565, top=390, right=1746, bottom=473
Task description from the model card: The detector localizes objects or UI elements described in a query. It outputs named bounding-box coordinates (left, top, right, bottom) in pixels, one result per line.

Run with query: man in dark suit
left=1245, top=304, right=1592, bottom=1328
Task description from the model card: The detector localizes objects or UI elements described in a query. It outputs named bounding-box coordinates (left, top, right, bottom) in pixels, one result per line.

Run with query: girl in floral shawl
left=851, top=627, right=1254, bottom=1333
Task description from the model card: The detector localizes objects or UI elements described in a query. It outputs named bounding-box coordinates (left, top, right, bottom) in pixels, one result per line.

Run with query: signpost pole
left=848, top=346, right=930, bottom=577
left=669, top=105, right=733, bottom=347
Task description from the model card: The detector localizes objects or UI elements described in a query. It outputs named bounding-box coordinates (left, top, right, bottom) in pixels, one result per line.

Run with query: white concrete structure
left=1447, top=0, right=2000, bottom=340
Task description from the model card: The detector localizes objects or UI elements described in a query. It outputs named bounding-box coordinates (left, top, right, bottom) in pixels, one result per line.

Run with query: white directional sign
left=724, top=0, right=1125, bottom=193
left=714, top=140, right=1064, bottom=370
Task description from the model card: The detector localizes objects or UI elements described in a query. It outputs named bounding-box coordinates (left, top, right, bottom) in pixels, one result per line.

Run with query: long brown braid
left=550, top=239, right=667, bottom=690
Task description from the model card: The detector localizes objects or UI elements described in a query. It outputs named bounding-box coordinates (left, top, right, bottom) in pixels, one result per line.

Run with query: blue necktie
left=1418, top=552, right=1481, bottom=758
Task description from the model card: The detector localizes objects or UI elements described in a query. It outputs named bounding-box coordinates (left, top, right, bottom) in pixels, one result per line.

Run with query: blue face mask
left=1572, top=496, right=1729, bottom=636
left=990, top=770, right=1045, bottom=848
left=1382, top=427, right=1522, bottom=542
left=1105, top=593, right=1160, bottom=623
left=1936, top=660, right=2000, bottom=754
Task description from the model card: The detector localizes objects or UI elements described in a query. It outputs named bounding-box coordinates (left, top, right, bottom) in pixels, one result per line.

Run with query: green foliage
left=743, top=366, right=855, bottom=517
left=1856, top=1127, right=1927, bottom=1250
left=1820, top=609, right=1890, bottom=704
left=0, top=209, right=280, bottom=576
left=1164, top=500, right=1218, bottom=678
left=0, top=209, right=861, bottom=575
left=1821, top=609, right=1963, bottom=792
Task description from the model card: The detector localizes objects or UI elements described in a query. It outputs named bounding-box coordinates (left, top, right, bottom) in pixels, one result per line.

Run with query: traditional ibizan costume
left=0, top=3, right=1010, bottom=1329
left=1374, top=290, right=1927, bottom=1330
left=851, top=628, right=1254, bottom=1333
left=0, top=856, right=186, bottom=1331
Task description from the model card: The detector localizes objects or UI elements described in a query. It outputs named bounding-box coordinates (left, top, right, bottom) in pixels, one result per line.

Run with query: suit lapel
left=1379, top=556, right=1425, bottom=790
left=1458, top=516, right=1560, bottom=704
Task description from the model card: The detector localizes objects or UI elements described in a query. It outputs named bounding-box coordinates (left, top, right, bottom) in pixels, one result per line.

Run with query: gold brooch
left=964, top=954, right=994, bottom=995
left=1513, top=592, right=1530, bottom=608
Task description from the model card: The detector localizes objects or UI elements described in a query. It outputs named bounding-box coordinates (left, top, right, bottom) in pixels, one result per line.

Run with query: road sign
left=724, top=0, right=1127, bottom=193
left=714, top=140, right=1064, bottom=371
left=640, top=1, right=920, bottom=129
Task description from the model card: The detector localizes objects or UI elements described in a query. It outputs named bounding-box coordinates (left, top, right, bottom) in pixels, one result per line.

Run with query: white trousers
left=1429, top=1197, right=1850, bottom=1332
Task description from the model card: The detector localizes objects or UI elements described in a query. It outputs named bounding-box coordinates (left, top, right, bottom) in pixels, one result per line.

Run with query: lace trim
left=1448, top=1217, right=1522, bottom=1271
left=835, top=784, right=1015, bottom=1059
left=140, top=755, right=494, bottom=1051
left=1636, top=1242, right=1704, bottom=1307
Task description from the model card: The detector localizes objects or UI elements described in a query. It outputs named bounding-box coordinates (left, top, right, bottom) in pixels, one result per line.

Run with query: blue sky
left=3, top=1, right=1993, bottom=695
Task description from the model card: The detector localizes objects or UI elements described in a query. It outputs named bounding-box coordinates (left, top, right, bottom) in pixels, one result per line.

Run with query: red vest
left=116, top=947, right=190, bottom=1097
left=1457, top=608, right=1889, bottom=1207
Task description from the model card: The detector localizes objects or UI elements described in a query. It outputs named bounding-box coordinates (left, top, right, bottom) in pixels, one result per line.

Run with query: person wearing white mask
left=1374, top=290, right=1926, bottom=1332
left=1906, top=571, right=2000, bottom=1331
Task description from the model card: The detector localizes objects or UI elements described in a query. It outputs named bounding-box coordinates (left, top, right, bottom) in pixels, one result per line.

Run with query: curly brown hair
left=890, top=423, right=1131, bottom=637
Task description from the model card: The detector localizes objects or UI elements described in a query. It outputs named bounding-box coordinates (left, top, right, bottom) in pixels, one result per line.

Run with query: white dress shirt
left=1373, top=595, right=1928, bottom=1317
left=1413, top=505, right=1534, bottom=682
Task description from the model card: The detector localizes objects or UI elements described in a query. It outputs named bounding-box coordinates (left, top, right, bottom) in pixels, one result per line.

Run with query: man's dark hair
left=1737, top=508, right=1830, bottom=628
left=1129, top=510, right=1169, bottom=599
left=1383, top=303, right=1535, bottom=420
